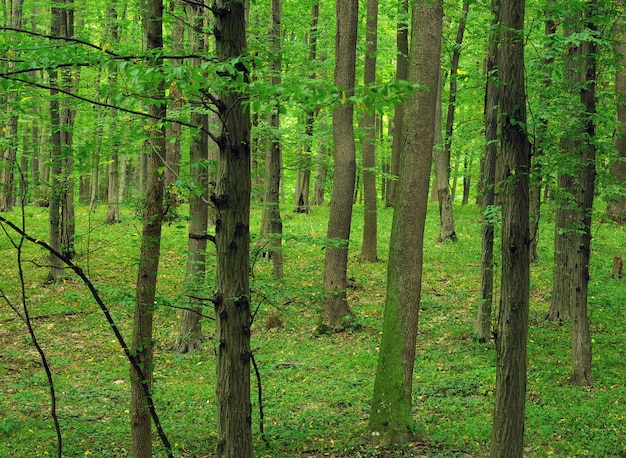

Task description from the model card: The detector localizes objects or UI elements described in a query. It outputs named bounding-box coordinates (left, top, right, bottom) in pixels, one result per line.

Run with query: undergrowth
left=1, top=202, right=625, bottom=457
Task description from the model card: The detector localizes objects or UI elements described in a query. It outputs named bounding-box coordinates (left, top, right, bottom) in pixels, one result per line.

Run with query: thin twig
left=0, top=216, right=174, bottom=458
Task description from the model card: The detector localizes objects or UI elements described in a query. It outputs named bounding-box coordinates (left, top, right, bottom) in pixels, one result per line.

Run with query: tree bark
left=571, top=2, right=597, bottom=386
left=212, top=0, right=253, bottom=455
left=529, top=18, right=556, bottom=262
left=321, top=0, right=359, bottom=328
left=170, top=1, right=210, bottom=354
left=360, top=0, right=379, bottom=262
left=368, top=0, right=442, bottom=442
left=386, top=0, right=409, bottom=208
left=261, top=0, right=284, bottom=279
left=476, top=4, right=498, bottom=343
left=437, top=0, right=469, bottom=242
left=607, top=14, right=626, bottom=222
left=105, top=0, right=121, bottom=224
left=293, top=1, right=319, bottom=214
left=130, top=0, right=166, bottom=455
left=490, top=0, right=531, bottom=454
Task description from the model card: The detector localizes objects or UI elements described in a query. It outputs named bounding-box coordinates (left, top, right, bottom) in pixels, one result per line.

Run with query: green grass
left=1, top=200, right=626, bottom=457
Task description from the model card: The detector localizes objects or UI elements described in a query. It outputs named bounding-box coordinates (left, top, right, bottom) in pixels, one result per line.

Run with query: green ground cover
left=1, top=202, right=625, bottom=457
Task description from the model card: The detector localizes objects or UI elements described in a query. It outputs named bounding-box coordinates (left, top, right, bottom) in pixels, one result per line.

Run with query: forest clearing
left=1, top=202, right=625, bottom=457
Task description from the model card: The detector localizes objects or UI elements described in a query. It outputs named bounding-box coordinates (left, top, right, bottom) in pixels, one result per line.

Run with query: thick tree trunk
left=360, top=0, right=379, bottom=262
left=490, top=0, right=531, bottom=455
left=476, top=8, right=498, bottom=343
left=130, top=0, right=166, bottom=455
left=386, top=0, right=409, bottom=208
left=212, top=0, right=253, bottom=455
left=549, top=25, right=581, bottom=323
left=321, top=0, right=359, bottom=329
left=368, top=0, right=442, bottom=442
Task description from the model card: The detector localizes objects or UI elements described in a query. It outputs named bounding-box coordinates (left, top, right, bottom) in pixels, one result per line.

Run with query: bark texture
left=321, top=0, right=358, bottom=328
left=490, top=0, right=531, bottom=455
left=212, top=0, right=253, bottom=455
left=360, top=0, right=379, bottom=262
left=130, top=0, right=166, bottom=456
left=368, top=0, right=442, bottom=442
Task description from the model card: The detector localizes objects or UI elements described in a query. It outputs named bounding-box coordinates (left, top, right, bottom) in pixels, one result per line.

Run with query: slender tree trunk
left=164, top=0, right=184, bottom=216
left=607, top=13, right=626, bottom=222
left=294, top=1, right=319, bottom=213
left=530, top=19, right=556, bottom=262
left=476, top=6, right=498, bottom=343
left=360, top=0, right=379, bottom=262
left=571, top=2, right=597, bottom=386
left=490, top=0, right=531, bottom=454
left=261, top=0, right=284, bottom=279
left=105, top=0, right=121, bottom=224
left=321, top=0, right=359, bottom=329
left=170, top=1, right=210, bottom=354
left=387, top=0, right=409, bottom=208
left=368, top=0, right=442, bottom=442
left=130, top=0, right=166, bottom=455
left=0, top=0, right=23, bottom=212
left=310, top=121, right=328, bottom=206
left=437, top=0, right=469, bottom=242
left=212, top=0, right=253, bottom=455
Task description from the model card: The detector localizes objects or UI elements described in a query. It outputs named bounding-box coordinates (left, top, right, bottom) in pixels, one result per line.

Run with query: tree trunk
left=360, top=0, right=379, bottom=262
left=310, top=121, right=328, bottom=206
left=164, top=0, right=184, bottom=216
left=368, top=0, right=442, bottom=442
left=386, top=0, right=409, bottom=208
left=212, top=0, right=253, bottom=455
left=476, top=6, right=498, bottom=343
left=321, top=0, right=359, bottom=329
left=437, top=0, right=469, bottom=242
left=490, top=0, right=531, bottom=454
left=571, top=3, right=597, bottom=386
left=261, top=0, right=284, bottom=279
left=607, top=15, right=626, bottom=222
left=130, top=0, right=166, bottom=455
left=548, top=24, right=580, bottom=323
left=0, top=0, right=23, bottom=212
left=170, top=1, right=210, bottom=355
left=105, top=0, right=121, bottom=224
left=293, top=1, right=319, bottom=214
left=529, top=19, right=556, bottom=262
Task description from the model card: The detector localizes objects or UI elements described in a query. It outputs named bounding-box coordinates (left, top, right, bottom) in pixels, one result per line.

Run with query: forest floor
left=1, top=201, right=626, bottom=457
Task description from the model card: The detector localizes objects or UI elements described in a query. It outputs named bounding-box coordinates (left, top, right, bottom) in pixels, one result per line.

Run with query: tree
left=436, top=0, right=470, bottom=243
left=293, top=0, right=319, bottom=214
left=211, top=0, right=253, bottom=454
left=570, top=0, right=598, bottom=386
left=260, top=0, right=284, bottom=279
left=607, top=10, right=626, bottom=222
left=386, top=0, right=409, bottom=208
left=368, top=0, right=443, bottom=442
left=169, top=0, right=210, bottom=354
left=359, top=0, right=379, bottom=262
left=0, top=0, right=23, bottom=212
left=476, top=0, right=498, bottom=343
left=321, top=0, right=358, bottom=328
left=130, top=0, right=166, bottom=454
left=490, top=0, right=531, bottom=454
left=105, top=0, right=121, bottom=224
